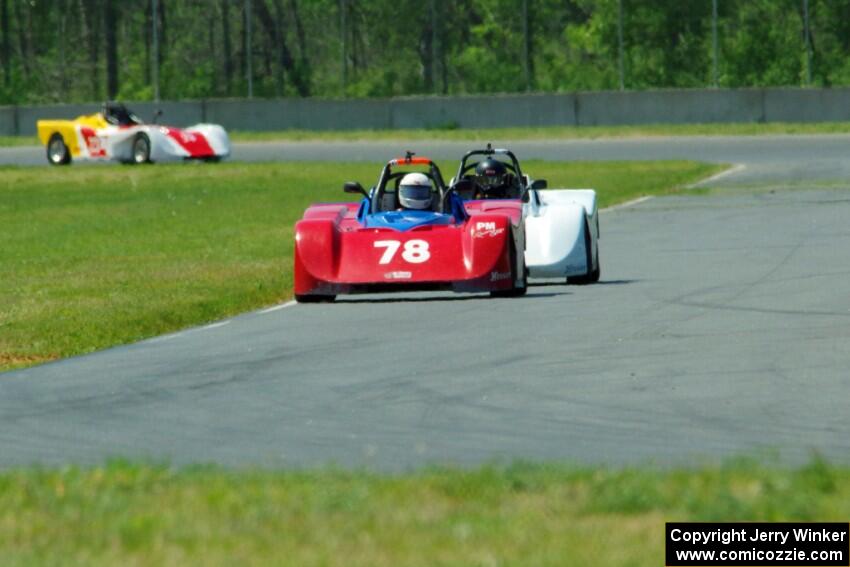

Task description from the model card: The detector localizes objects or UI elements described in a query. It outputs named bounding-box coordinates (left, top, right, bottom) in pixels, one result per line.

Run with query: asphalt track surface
left=5, top=133, right=850, bottom=187
left=2, top=137, right=850, bottom=469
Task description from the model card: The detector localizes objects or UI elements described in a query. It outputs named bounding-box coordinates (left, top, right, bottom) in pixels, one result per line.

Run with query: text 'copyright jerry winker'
left=666, top=522, right=849, bottom=566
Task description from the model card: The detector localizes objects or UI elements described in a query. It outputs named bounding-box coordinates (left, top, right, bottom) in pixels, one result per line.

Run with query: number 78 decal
left=374, top=239, right=431, bottom=264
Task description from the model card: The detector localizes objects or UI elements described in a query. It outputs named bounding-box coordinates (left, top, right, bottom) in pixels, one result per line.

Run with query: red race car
left=293, top=154, right=527, bottom=302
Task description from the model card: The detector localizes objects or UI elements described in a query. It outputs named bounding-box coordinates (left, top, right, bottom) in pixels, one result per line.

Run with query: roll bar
left=454, top=143, right=527, bottom=192
left=371, top=151, right=448, bottom=214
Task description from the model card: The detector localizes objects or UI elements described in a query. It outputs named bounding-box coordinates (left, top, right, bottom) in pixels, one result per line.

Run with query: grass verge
left=6, top=121, right=850, bottom=148
left=0, top=458, right=846, bottom=566
left=0, top=160, right=719, bottom=371
left=0, top=135, right=39, bottom=147
left=225, top=121, right=850, bottom=142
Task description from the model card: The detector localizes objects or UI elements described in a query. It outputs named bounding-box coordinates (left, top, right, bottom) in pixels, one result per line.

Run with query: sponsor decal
left=384, top=271, right=413, bottom=280
left=165, top=128, right=215, bottom=157
left=490, top=271, right=512, bottom=282
left=473, top=221, right=505, bottom=238
left=80, top=127, right=107, bottom=158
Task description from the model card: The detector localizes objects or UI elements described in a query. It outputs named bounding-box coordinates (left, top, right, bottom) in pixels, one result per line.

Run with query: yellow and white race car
left=36, top=102, right=231, bottom=165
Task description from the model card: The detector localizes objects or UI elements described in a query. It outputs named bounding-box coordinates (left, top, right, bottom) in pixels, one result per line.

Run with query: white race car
left=525, top=186, right=600, bottom=283
left=451, top=146, right=600, bottom=284
left=37, top=102, right=231, bottom=165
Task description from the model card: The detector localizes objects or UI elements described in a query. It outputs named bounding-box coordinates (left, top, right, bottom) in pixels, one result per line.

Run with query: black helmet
left=102, top=101, right=139, bottom=126
left=475, top=159, right=508, bottom=190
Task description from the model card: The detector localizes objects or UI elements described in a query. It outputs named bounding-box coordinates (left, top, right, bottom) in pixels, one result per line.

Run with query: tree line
left=1, top=0, right=850, bottom=105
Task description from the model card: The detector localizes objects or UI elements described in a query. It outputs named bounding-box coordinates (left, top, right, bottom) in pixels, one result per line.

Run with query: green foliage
left=0, top=0, right=847, bottom=103
left=720, top=0, right=804, bottom=87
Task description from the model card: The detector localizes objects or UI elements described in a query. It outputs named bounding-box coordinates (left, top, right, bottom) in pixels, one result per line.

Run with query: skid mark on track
left=631, top=223, right=817, bottom=341
left=665, top=299, right=850, bottom=319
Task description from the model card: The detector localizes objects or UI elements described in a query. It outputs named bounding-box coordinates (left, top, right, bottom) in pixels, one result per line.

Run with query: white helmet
left=398, top=172, right=433, bottom=210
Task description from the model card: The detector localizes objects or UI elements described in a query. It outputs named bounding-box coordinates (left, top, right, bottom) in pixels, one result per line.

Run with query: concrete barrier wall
left=575, top=89, right=765, bottom=125
left=390, top=93, right=578, bottom=129
left=0, top=106, right=15, bottom=135
left=205, top=98, right=392, bottom=130
left=5, top=87, right=850, bottom=136
left=763, top=87, right=850, bottom=122
left=12, top=101, right=205, bottom=136
left=16, top=104, right=98, bottom=136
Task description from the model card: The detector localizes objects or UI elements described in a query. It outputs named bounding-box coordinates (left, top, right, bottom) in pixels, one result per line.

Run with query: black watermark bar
left=666, top=523, right=849, bottom=566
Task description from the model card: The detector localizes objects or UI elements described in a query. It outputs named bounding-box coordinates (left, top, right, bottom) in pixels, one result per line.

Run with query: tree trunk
left=288, top=0, right=310, bottom=95
left=419, top=1, right=434, bottom=93
left=272, top=0, right=285, bottom=95
left=89, top=0, right=100, bottom=100
left=77, top=0, right=99, bottom=100
left=159, top=0, right=167, bottom=63
left=340, top=0, right=346, bottom=91
left=349, top=2, right=366, bottom=73
left=59, top=0, right=68, bottom=97
left=144, top=0, right=151, bottom=89
left=208, top=9, right=217, bottom=95
left=239, top=1, right=247, bottom=83
left=256, top=0, right=309, bottom=96
left=439, top=0, right=448, bottom=93
left=104, top=0, right=119, bottom=98
left=522, top=0, right=533, bottom=91
left=221, top=0, right=232, bottom=95
left=13, top=0, right=29, bottom=80
left=0, top=0, right=9, bottom=87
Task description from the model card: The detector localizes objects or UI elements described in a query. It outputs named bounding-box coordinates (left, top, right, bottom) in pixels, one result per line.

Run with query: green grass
left=224, top=121, right=850, bottom=142
left=0, top=135, right=39, bottom=147
left=7, top=121, right=850, bottom=148
left=0, top=160, right=718, bottom=371
left=0, top=459, right=846, bottom=566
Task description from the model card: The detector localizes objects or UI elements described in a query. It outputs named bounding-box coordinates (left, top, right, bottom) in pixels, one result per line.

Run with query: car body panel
left=294, top=157, right=526, bottom=299
left=525, top=188, right=599, bottom=278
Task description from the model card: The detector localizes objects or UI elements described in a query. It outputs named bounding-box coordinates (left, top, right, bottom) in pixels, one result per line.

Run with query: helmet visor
left=480, top=174, right=502, bottom=188
left=400, top=185, right=431, bottom=200
left=399, top=184, right=432, bottom=209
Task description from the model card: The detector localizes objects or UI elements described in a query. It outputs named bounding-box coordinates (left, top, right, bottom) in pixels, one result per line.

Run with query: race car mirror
left=531, top=179, right=548, bottom=190
left=343, top=181, right=368, bottom=198
left=151, top=109, right=163, bottom=124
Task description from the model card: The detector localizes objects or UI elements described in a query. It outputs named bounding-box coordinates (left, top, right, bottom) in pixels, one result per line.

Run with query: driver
left=398, top=172, right=434, bottom=210
left=102, top=101, right=140, bottom=126
left=474, top=158, right=515, bottom=199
